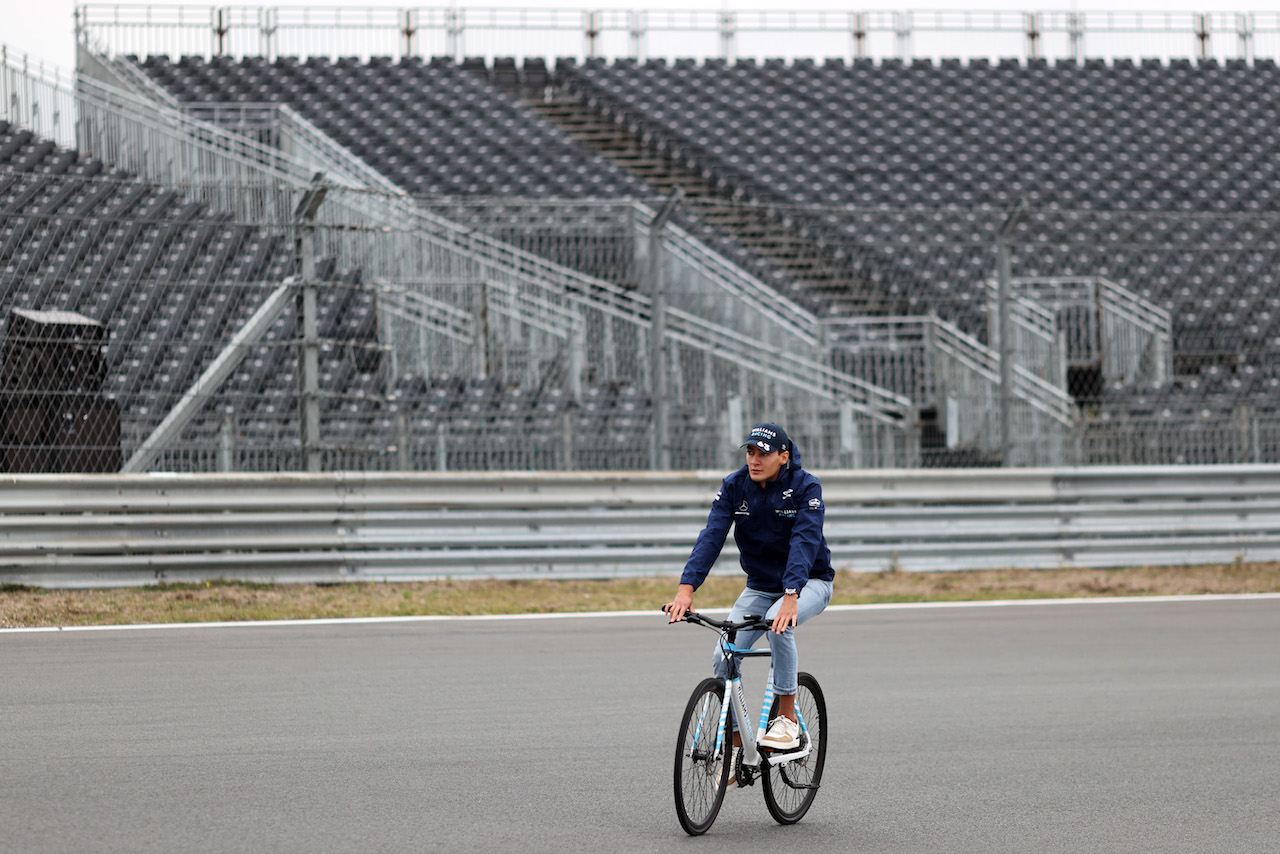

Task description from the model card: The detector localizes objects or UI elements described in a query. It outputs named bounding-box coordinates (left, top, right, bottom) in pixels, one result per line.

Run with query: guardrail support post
left=219, top=415, right=235, bottom=472
left=562, top=411, right=575, bottom=470
left=895, top=11, right=911, bottom=60
left=396, top=414, right=410, bottom=470
left=725, top=395, right=745, bottom=468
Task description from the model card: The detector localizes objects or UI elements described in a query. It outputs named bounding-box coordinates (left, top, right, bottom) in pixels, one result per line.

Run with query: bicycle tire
left=673, top=677, right=732, bottom=835
left=761, top=671, right=827, bottom=825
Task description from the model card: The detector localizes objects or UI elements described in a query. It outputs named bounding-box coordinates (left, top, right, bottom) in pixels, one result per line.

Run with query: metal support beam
left=1068, top=12, right=1084, bottom=63
left=585, top=10, right=600, bottom=58
left=851, top=11, right=868, bottom=60
left=1025, top=13, right=1041, bottom=59
left=719, top=11, right=736, bottom=62
left=294, top=177, right=327, bottom=473
left=401, top=8, right=417, bottom=57
left=996, top=199, right=1028, bottom=468
left=647, top=188, right=683, bottom=471
left=122, top=279, right=297, bottom=473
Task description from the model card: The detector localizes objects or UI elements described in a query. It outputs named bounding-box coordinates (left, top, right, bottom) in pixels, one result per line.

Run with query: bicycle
left=666, top=609, right=828, bottom=835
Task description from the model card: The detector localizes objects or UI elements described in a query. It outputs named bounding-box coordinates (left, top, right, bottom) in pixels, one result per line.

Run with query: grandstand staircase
left=521, top=91, right=886, bottom=315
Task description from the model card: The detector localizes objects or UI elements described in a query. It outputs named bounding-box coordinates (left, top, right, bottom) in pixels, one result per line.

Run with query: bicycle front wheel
left=673, top=677, right=731, bottom=835
left=761, top=671, right=827, bottom=824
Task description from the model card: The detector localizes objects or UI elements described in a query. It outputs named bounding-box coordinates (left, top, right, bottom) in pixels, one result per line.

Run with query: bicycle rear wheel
left=761, top=671, right=827, bottom=824
left=673, top=677, right=731, bottom=835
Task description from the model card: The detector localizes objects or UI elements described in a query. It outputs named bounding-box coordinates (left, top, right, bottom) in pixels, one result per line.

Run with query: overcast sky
left=9, top=2, right=1277, bottom=76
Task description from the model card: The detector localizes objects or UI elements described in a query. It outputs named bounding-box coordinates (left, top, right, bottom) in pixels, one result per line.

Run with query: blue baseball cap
left=740, top=422, right=791, bottom=454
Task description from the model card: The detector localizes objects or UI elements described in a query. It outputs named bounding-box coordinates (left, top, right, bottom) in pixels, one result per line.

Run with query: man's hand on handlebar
left=770, top=594, right=799, bottom=634
left=664, top=583, right=696, bottom=623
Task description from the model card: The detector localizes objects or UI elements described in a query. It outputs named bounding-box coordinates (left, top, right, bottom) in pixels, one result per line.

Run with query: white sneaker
left=760, top=716, right=800, bottom=751
left=716, top=744, right=741, bottom=789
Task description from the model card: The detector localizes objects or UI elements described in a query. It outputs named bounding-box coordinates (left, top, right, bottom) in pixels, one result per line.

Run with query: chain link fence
left=4, top=44, right=1280, bottom=472
left=0, top=160, right=920, bottom=472
left=8, top=164, right=1276, bottom=472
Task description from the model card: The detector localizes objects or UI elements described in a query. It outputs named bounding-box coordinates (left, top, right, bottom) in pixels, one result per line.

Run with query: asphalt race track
left=3, top=597, right=1279, bottom=853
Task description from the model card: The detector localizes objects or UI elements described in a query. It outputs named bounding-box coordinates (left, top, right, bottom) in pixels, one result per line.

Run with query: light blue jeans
left=711, top=579, right=833, bottom=698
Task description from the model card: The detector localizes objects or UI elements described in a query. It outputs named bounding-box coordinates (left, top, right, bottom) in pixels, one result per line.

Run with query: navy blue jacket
left=680, top=442, right=834, bottom=594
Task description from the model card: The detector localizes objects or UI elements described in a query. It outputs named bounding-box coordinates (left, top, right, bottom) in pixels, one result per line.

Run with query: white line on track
left=3, top=592, right=1279, bottom=634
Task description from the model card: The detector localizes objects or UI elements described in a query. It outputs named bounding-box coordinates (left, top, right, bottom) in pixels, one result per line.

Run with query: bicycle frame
left=700, top=625, right=813, bottom=775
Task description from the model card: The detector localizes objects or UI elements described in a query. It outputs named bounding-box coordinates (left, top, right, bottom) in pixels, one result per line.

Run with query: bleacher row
left=555, top=55, right=1280, bottom=393
left=390, top=372, right=666, bottom=468
left=0, top=118, right=660, bottom=467
left=137, top=54, right=798, bottom=311
left=0, top=120, right=389, bottom=459
left=565, top=56, right=1280, bottom=211
left=132, top=55, right=1280, bottom=409
left=6, top=51, right=1280, bottom=470
left=141, top=54, right=647, bottom=200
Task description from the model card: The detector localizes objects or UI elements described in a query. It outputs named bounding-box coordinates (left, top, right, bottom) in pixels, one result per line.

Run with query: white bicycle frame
left=712, top=637, right=813, bottom=772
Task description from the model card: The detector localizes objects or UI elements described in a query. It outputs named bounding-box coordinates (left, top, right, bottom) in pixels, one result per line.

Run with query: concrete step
left=522, top=91, right=879, bottom=312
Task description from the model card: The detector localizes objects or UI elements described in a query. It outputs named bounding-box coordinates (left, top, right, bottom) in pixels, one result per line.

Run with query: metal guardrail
left=4, top=465, right=1280, bottom=588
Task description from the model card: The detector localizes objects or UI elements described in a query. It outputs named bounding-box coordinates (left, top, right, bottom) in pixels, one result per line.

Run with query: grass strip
left=3, top=562, right=1279, bottom=629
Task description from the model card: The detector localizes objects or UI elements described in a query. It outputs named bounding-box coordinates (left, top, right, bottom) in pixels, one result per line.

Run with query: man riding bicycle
left=665, top=422, right=834, bottom=773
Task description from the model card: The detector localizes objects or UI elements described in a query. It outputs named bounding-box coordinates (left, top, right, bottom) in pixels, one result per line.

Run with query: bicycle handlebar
left=668, top=609, right=771, bottom=632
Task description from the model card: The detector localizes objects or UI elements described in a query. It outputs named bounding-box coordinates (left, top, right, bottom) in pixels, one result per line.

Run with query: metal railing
left=4, top=464, right=1280, bottom=587
left=418, top=199, right=822, bottom=354
left=75, top=5, right=1280, bottom=65
left=988, top=276, right=1173, bottom=389
left=984, top=285, right=1065, bottom=390
left=823, top=316, right=1075, bottom=466
left=0, top=47, right=78, bottom=145
left=1077, top=407, right=1280, bottom=467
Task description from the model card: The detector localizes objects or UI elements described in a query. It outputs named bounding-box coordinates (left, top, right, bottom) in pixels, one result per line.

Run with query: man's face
left=746, top=445, right=789, bottom=483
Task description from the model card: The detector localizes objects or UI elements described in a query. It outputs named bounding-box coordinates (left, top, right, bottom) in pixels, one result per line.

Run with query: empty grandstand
left=2, top=7, right=1278, bottom=472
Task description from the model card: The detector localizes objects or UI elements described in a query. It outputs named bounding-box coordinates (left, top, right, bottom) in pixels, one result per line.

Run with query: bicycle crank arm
left=761, top=744, right=812, bottom=765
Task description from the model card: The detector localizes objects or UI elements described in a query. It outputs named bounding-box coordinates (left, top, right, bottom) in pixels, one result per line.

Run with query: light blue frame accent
left=701, top=634, right=810, bottom=774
